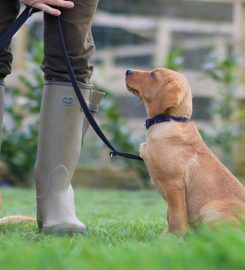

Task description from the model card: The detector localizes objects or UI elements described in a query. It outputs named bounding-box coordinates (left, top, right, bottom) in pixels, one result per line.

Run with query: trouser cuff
left=45, top=80, right=93, bottom=90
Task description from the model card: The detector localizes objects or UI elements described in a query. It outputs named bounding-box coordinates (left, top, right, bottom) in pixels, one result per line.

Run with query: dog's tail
left=0, top=216, right=36, bottom=224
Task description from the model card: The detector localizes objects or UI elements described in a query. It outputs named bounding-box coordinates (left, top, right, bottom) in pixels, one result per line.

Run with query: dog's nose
left=126, top=69, right=133, bottom=76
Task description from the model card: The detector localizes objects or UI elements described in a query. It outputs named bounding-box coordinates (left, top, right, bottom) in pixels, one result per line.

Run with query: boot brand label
left=62, top=96, right=74, bottom=106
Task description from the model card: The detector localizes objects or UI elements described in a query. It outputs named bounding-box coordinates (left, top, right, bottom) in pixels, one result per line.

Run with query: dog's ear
left=153, top=78, right=183, bottom=115
left=164, top=79, right=182, bottom=105
left=148, top=78, right=183, bottom=116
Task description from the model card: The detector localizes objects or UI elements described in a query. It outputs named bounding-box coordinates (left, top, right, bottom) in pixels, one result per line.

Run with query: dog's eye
left=150, top=72, right=155, bottom=78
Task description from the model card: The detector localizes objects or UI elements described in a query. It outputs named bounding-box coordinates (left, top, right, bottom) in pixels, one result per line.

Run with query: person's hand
left=20, top=0, right=74, bottom=16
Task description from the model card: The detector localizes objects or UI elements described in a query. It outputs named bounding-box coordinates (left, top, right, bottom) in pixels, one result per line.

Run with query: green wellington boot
left=35, top=82, right=104, bottom=234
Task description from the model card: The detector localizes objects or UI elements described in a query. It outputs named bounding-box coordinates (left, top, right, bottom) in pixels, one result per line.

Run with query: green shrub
left=0, top=41, right=43, bottom=184
left=201, top=54, right=244, bottom=168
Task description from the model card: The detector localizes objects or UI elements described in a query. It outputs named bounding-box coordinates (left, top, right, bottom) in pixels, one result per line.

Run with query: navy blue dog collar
left=145, top=115, right=190, bottom=129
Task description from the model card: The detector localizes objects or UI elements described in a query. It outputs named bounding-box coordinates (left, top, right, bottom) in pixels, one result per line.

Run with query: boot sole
left=40, top=223, right=86, bottom=235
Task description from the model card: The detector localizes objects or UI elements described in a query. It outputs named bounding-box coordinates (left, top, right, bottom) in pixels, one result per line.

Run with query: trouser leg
left=0, top=1, right=20, bottom=148
left=0, top=0, right=20, bottom=81
left=41, top=0, right=99, bottom=83
left=0, top=82, right=4, bottom=146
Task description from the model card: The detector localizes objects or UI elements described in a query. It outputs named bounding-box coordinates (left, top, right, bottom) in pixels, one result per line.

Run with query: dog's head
left=125, top=68, right=192, bottom=118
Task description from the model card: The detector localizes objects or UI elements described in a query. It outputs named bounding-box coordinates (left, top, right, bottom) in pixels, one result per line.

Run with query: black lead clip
left=110, top=152, right=116, bottom=162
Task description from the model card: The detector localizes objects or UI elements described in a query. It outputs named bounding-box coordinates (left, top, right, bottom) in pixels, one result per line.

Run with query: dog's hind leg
left=199, top=200, right=245, bottom=226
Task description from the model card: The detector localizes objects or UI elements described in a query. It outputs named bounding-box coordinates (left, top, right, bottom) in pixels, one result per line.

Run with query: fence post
left=233, top=1, right=245, bottom=173
left=153, top=19, right=171, bottom=67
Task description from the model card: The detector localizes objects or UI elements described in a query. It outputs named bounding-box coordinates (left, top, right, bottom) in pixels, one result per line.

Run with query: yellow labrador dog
left=126, top=68, right=245, bottom=235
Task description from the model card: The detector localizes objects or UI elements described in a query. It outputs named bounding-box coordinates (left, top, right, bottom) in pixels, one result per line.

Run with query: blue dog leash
left=0, top=6, right=143, bottom=161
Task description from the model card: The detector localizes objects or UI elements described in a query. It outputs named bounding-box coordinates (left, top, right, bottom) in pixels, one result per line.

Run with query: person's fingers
left=46, top=0, right=74, bottom=9
left=36, top=3, right=61, bottom=16
left=21, top=0, right=74, bottom=16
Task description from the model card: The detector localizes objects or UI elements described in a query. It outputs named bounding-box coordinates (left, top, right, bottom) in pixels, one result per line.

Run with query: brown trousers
left=0, top=0, right=98, bottom=84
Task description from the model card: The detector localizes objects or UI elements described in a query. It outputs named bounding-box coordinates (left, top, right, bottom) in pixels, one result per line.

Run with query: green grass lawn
left=1, top=188, right=245, bottom=270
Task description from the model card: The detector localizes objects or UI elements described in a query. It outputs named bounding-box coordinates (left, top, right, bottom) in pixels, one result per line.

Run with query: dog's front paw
left=168, top=225, right=188, bottom=236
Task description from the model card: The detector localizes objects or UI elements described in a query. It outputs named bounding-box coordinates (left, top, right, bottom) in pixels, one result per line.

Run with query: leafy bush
left=0, top=41, right=43, bottom=184
left=165, top=49, right=184, bottom=71
left=201, top=54, right=244, bottom=168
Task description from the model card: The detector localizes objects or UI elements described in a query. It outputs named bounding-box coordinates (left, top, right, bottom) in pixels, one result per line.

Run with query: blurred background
left=0, top=0, right=244, bottom=189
